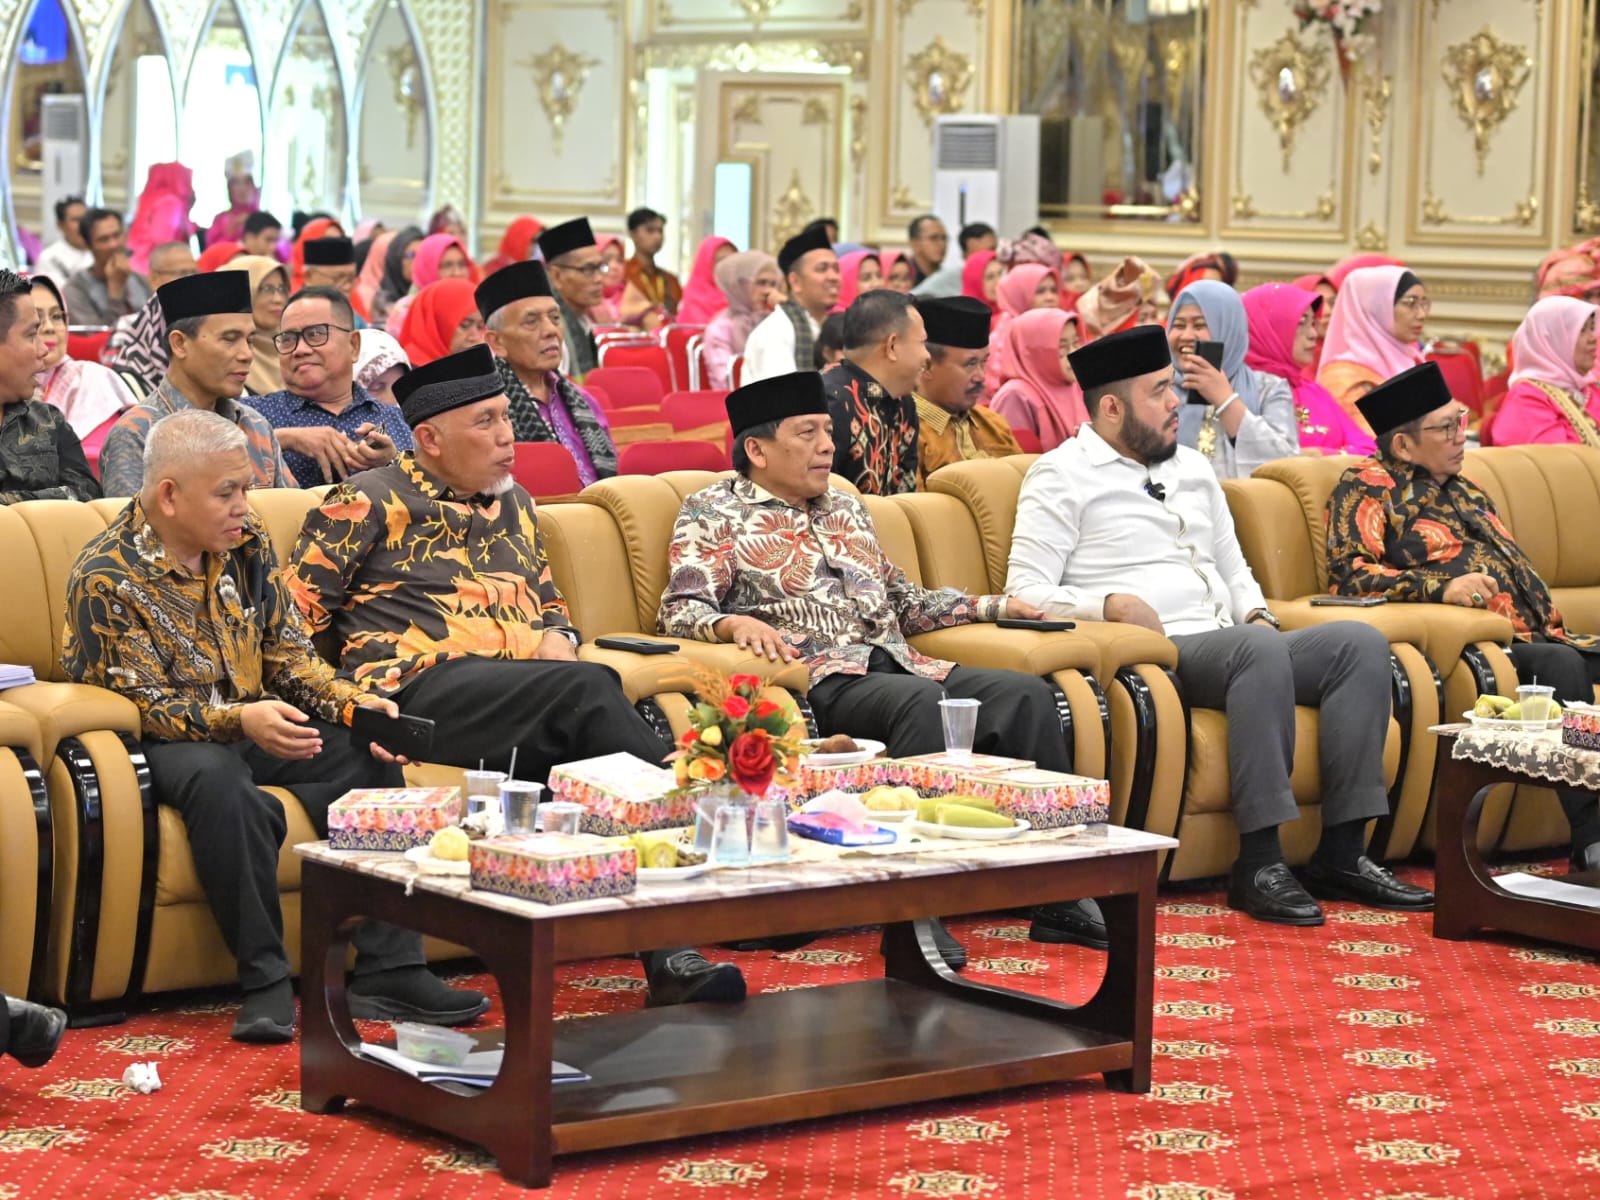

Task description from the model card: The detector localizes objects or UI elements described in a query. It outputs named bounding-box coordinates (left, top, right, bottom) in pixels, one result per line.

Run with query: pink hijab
left=996, top=264, right=1057, bottom=320
left=411, top=233, right=476, bottom=290
left=1328, top=254, right=1404, bottom=290
left=1318, top=265, right=1424, bottom=381
left=1243, top=282, right=1375, bottom=456
left=126, top=162, right=196, bottom=274
left=1510, top=296, right=1597, bottom=394
left=354, top=230, right=396, bottom=316
left=836, top=250, right=879, bottom=309
left=989, top=309, right=1087, bottom=452
left=677, top=237, right=736, bottom=325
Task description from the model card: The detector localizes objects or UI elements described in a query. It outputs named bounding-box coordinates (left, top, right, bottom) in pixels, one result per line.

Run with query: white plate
left=1462, top=711, right=1562, bottom=731
left=802, top=738, right=887, bottom=767
left=638, top=864, right=711, bottom=883
left=906, top=818, right=1031, bottom=841
left=859, top=809, right=915, bottom=822
left=404, top=845, right=471, bottom=875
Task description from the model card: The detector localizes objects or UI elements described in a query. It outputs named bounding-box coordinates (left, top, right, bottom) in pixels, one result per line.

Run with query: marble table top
left=296, top=824, right=1176, bottom=923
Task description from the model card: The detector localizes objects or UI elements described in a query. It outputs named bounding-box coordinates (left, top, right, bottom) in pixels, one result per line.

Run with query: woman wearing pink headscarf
left=1326, top=254, right=1403, bottom=290
left=961, top=250, right=1001, bottom=327
left=1316, top=264, right=1428, bottom=428
left=1242, top=283, right=1375, bottom=457
left=204, top=154, right=258, bottom=248
left=383, top=233, right=477, bottom=337
left=353, top=230, right=396, bottom=318
left=988, top=308, right=1088, bottom=451
left=676, top=237, right=737, bottom=325
left=594, top=234, right=627, bottom=323
left=702, top=250, right=781, bottom=390
left=1491, top=297, right=1600, bottom=447
left=835, top=250, right=885, bottom=310
left=984, top=264, right=1061, bottom=394
left=29, top=274, right=136, bottom=467
left=126, top=162, right=197, bottom=275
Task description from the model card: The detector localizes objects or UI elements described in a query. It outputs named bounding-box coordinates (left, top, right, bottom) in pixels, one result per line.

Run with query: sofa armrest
left=598, top=634, right=812, bottom=694
left=907, top=626, right=1101, bottom=677
left=1060, top=620, right=1180, bottom=679
left=1276, top=601, right=1510, bottom=673
left=576, top=645, right=708, bottom=704
left=1272, top=599, right=1434, bottom=647
left=0, top=682, right=142, bottom=764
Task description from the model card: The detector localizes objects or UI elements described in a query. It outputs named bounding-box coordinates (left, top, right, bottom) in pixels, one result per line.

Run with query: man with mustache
left=912, top=295, right=1021, bottom=488
left=1005, top=325, right=1428, bottom=927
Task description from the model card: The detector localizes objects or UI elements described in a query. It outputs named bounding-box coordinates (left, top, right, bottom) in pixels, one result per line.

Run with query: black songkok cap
left=726, top=371, right=829, bottom=439
left=393, top=344, right=505, bottom=427
left=1356, top=361, right=1454, bottom=437
left=157, top=271, right=252, bottom=324
left=915, top=296, right=991, bottom=350
left=476, top=261, right=554, bottom=321
left=302, top=236, right=355, bottom=266
left=778, top=225, right=833, bottom=276
left=537, top=217, right=595, bottom=263
left=1068, top=325, right=1172, bottom=396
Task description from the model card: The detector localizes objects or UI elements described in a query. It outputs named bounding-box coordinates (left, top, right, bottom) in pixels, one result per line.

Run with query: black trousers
left=1506, top=640, right=1600, bottom=841
left=143, top=720, right=425, bottom=992
left=807, top=650, right=1071, bottom=771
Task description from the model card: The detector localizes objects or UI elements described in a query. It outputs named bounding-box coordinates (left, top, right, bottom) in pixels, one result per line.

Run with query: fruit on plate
left=861, top=785, right=919, bottom=812
left=933, top=803, right=1015, bottom=828
left=1473, top=694, right=1513, bottom=717
left=429, top=827, right=470, bottom=861
left=628, top=832, right=681, bottom=869
left=814, top=734, right=861, bottom=754
left=915, top=794, right=997, bottom=824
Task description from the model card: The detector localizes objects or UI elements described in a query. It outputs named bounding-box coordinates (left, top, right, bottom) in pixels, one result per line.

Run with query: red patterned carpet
left=3, top=861, right=1596, bottom=1200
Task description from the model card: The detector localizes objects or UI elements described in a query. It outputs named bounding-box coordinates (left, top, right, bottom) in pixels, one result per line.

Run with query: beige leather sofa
left=0, top=701, right=49, bottom=1001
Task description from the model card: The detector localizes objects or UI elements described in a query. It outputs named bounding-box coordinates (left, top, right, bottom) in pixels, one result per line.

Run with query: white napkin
left=122, top=1062, right=162, bottom=1094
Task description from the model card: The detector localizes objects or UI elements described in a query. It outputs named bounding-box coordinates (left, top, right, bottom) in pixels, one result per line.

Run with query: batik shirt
left=62, top=499, right=366, bottom=742
left=658, top=475, right=1004, bottom=686
left=283, top=452, right=576, bottom=696
left=1326, top=456, right=1596, bottom=644
left=0, top=399, right=100, bottom=503
left=99, top=379, right=293, bottom=498
left=824, top=359, right=920, bottom=496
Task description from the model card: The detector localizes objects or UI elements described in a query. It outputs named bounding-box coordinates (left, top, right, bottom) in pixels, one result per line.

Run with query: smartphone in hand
left=349, top=707, right=436, bottom=759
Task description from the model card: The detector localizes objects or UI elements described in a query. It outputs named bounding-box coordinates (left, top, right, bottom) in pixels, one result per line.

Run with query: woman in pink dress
left=985, top=264, right=1061, bottom=395
left=28, top=275, right=136, bottom=469
left=126, top=162, right=197, bottom=275
left=701, top=251, right=780, bottom=391
left=989, top=308, right=1088, bottom=451
left=1491, top=296, right=1600, bottom=447
left=1315, top=264, right=1428, bottom=428
left=675, top=237, right=737, bottom=325
left=1242, top=283, right=1375, bottom=457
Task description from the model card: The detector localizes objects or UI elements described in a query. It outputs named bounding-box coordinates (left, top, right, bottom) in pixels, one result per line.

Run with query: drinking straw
left=508, top=747, right=519, bottom=780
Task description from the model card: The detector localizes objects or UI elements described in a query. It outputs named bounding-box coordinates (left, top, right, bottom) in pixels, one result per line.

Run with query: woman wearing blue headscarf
left=1167, top=279, right=1300, bottom=478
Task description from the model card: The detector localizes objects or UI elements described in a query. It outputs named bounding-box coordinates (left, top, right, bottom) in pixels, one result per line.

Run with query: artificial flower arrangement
left=666, top=665, right=809, bottom=798
left=1294, top=1, right=1380, bottom=67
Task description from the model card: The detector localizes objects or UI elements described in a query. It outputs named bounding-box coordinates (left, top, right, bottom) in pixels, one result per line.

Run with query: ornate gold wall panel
left=644, top=0, right=868, bottom=38
left=717, top=79, right=847, bottom=250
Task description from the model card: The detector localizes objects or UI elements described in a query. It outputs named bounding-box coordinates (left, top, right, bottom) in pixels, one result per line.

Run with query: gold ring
left=1471, top=592, right=1483, bottom=604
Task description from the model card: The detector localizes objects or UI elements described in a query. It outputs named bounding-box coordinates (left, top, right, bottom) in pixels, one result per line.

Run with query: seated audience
left=205, top=153, right=258, bottom=247
left=884, top=252, right=915, bottom=293
left=1491, top=297, right=1600, bottom=446
left=29, top=274, right=136, bottom=463
left=34, top=196, right=91, bottom=283
left=659, top=371, right=1073, bottom=960
left=1165, top=251, right=1238, bottom=299
left=0, top=992, right=66, bottom=1068
left=231, top=256, right=290, bottom=396
left=836, top=250, right=884, bottom=310
left=824, top=290, right=927, bottom=495
left=1076, top=256, right=1160, bottom=337
left=1168, top=279, right=1300, bottom=478
left=0, top=270, right=99, bottom=502
left=814, top=312, right=847, bottom=369
left=288, top=216, right=345, bottom=290
left=399, top=277, right=486, bottom=367
left=384, top=233, right=476, bottom=340
left=103, top=294, right=168, bottom=401
left=914, top=296, right=1020, bottom=487
left=125, top=163, right=196, bottom=276
left=239, top=210, right=283, bottom=260
left=906, top=215, right=948, bottom=286
left=1326, top=361, right=1600, bottom=871
left=702, top=250, right=780, bottom=391
left=997, top=230, right=1064, bottom=277
left=984, top=264, right=1061, bottom=394
left=594, top=235, right=627, bottom=324
left=482, top=215, right=543, bottom=276
left=676, top=236, right=737, bottom=326
left=1242, top=282, right=1375, bottom=457
left=620, top=208, right=681, bottom=329
left=101, top=272, right=293, bottom=497
left=301, top=237, right=368, bottom=326
left=538, top=218, right=606, bottom=378
left=64, top=208, right=153, bottom=325
left=1316, top=264, right=1427, bottom=425
left=989, top=308, right=1088, bottom=451
left=66, top=408, right=486, bottom=1042
left=284, top=345, right=741, bottom=1007
left=246, top=286, right=410, bottom=486
left=960, top=250, right=1003, bottom=328
left=354, top=230, right=395, bottom=317
left=371, top=226, right=424, bottom=327
left=1007, top=326, right=1430, bottom=925
left=1059, top=250, right=1093, bottom=298
left=355, top=330, right=410, bottom=407
left=743, top=227, right=840, bottom=383
left=478, top=260, right=617, bottom=483
left=912, top=222, right=999, bottom=299
left=146, top=240, right=199, bottom=292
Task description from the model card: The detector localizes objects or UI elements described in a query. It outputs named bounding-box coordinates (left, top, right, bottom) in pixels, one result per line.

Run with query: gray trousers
left=1171, top=622, right=1393, bottom=836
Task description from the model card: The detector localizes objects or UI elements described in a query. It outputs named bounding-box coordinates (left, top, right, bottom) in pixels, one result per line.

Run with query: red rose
left=754, top=699, right=779, bottom=718
left=680, top=728, right=699, bottom=746
left=722, top=695, right=751, bottom=720
left=728, top=674, right=762, bottom=695
left=728, top=730, right=777, bottom=796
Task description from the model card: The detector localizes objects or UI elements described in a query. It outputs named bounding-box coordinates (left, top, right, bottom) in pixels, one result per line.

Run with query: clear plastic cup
left=462, top=770, right=507, bottom=818
left=939, top=698, right=981, bottom=759
left=540, top=800, right=584, bottom=837
left=500, top=780, right=543, bottom=835
left=749, top=798, right=791, bottom=862
left=710, top=800, right=751, bottom=867
left=1517, top=683, right=1557, bottom=723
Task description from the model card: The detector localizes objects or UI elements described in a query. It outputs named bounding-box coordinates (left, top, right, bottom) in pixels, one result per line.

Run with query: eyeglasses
left=272, top=323, right=352, bottom=353
left=555, top=260, right=611, bottom=278
left=1396, top=296, right=1433, bottom=314
left=257, top=283, right=289, bottom=298
left=1417, top=411, right=1469, bottom=441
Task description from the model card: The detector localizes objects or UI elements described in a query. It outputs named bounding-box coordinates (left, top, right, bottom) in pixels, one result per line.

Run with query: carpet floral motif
left=1126, top=1128, right=1237, bottom=1156
left=1156, top=966, right=1231, bottom=983
left=885, top=1169, right=999, bottom=1195
left=1335, top=1009, right=1425, bottom=1028
left=200, top=1138, right=309, bottom=1163
left=421, top=1147, right=498, bottom=1173
left=967, top=957, right=1047, bottom=975
left=1345, top=1092, right=1447, bottom=1114
left=1536, top=1018, right=1600, bottom=1037
left=1158, top=933, right=1235, bottom=949
left=0, top=1126, right=87, bottom=1152
left=906, top=1115, right=1011, bottom=1145
left=1521, top=982, right=1599, bottom=999
left=1353, top=1140, right=1462, bottom=1166
left=656, top=1159, right=770, bottom=1188
left=1124, top=1183, right=1236, bottom=1200
left=38, top=1077, right=135, bottom=1102
left=1148, top=1081, right=1234, bottom=1106
left=1344, top=1048, right=1438, bottom=1070
left=1154, top=1041, right=1229, bottom=1060
left=1333, top=973, right=1420, bottom=990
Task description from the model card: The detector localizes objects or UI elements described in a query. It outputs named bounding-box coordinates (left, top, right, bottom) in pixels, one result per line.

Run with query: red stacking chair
left=1011, top=428, right=1043, bottom=454
left=619, top=439, right=728, bottom=476
left=730, top=355, right=745, bottom=388
left=511, top=442, right=583, bottom=501
left=661, top=324, right=707, bottom=390
left=605, top=407, right=668, bottom=429
left=584, top=365, right=664, bottom=410
left=1426, top=349, right=1485, bottom=414
left=598, top=341, right=673, bottom=395
left=67, top=328, right=111, bottom=363
left=662, top=390, right=731, bottom=433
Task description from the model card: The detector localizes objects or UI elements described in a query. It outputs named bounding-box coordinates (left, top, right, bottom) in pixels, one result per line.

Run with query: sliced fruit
left=934, top=804, right=1016, bottom=828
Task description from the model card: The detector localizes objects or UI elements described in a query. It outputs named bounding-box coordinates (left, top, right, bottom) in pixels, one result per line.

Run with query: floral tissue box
left=887, top=753, right=1037, bottom=797
left=468, top=834, right=637, bottom=905
left=549, top=752, right=699, bottom=836
left=327, top=787, right=464, bottom=851
left=771, top=757, right=899, bottom=811
left=965, top=769, right=1111, bottom=830
left=1563, top=704, right=1600, bottom=752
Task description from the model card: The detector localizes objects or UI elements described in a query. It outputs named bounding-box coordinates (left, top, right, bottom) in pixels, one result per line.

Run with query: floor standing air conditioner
left=931, top=115, right=1040, bottom=239
left=40, top=94, right=87, bottom=243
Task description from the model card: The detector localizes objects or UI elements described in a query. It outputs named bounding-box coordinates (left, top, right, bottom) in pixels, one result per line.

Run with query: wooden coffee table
left=295, top=824, right=1173, bottom=1189
left=1431, top=725, right=1600, bottom=951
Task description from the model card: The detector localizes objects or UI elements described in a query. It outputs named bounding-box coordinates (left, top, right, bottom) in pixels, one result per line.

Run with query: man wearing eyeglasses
left=1328, top=361, right=1600, bottom=873
left=537, top=217, right=606, bottom=379
left=101, top=272, right=295, bottom=497
left=243, top=286, right=411, bottom=487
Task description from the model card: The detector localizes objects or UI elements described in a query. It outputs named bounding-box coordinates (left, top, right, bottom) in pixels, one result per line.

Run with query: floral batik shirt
left=823, top=359, right=920, bottom=496
left=62, top=498, right=366, bottom=742
left=1326, top=456, right=1596, bottom=645
left=284, top=452, right=576, bottom=696
left=658, top=475, right=1004, bottom=686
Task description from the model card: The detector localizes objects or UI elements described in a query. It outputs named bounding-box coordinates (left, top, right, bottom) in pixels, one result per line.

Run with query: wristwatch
left=548, top=626, right=583, bottom=648
left=1246, top=608, right=1281, bottom=630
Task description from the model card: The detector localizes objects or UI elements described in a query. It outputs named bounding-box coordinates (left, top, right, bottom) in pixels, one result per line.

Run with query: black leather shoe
left=920, top=919, right=967, bottom=970
left=1228, top=862, right=1325, bottom=926
left=348, top=966, right=490, bottom=1026
left=1571, top=842, right=1600, bottom=875
left=5, top=996, right=67, bottom=1067
left=645, top=951, right=747, bottom=1008
left=1303, top=856, right=1434, bottom=911
left=1029, top=899, right=1109, bottom=950
left=231, top=979, right=296, bottom=1044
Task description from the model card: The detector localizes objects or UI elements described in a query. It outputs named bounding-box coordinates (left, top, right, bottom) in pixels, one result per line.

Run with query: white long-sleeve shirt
left=741, top=307, right=819, bottom=382
left=1005, top=424, right=1268, bottom=637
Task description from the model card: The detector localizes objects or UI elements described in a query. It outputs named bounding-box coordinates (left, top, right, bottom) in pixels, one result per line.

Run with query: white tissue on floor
left=122, top=1061, right=162, bottom=1094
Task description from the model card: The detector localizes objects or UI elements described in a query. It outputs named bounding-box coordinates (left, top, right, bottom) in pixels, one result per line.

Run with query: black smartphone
left=1194, top=340, right=1225, bottom=370
left=350, top=707, right=436, bottom=759
left=996, top=618, right=1078, bottom=632
left=1309, top=596, right=1387, bottom=607
left=593, top=636, right=680, bottom=655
